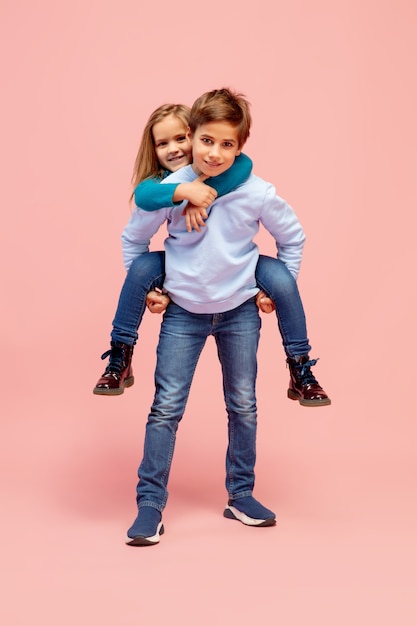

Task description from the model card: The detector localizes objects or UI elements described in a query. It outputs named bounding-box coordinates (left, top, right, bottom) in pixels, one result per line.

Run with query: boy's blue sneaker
left=126, top=507, right=164, bottom=546
left=223, top=496, right=276, bottom=527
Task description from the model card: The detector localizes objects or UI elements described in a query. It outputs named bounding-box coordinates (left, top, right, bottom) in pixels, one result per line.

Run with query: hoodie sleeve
left=121, top=206, right=168, bottom=271
left=259, top=184, right=306, bottom=280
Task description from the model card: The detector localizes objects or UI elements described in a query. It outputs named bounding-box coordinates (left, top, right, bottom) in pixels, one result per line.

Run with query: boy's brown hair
left=189, top=88, right=251, bottom=148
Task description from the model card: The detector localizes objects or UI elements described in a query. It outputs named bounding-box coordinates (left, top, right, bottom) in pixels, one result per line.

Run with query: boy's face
left=188, top=121, right=241, bottom=177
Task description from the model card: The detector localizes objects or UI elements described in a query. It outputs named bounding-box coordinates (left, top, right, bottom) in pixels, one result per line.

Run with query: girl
left=93, top=103, right=330, bottom=407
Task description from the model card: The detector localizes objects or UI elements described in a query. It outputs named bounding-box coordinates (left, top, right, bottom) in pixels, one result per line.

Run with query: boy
left=123, top=88, right=307, bottom=546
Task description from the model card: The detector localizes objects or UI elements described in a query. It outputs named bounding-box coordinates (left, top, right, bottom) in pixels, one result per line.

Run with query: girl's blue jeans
left=136, top=298, right=261, bottom=511
left=111, top=251, right=311, bottom=358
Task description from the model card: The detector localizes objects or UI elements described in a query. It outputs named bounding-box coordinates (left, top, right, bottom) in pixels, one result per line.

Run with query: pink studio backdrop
left=1, top=1, right=416, bottom=624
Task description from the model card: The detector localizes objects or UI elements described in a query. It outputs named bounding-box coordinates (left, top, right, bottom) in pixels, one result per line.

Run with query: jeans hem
left=228, top=490, right=253, bottom=500
left=137, top=501, right=164, bottom=513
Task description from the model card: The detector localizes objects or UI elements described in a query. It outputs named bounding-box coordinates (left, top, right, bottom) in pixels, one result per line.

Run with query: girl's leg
left=255, top=255, right=331, bottom=407
left=255, top=254, right=310, bottom=358
left=93, top=251, right=165, bottom=396
left=111, top=251, right=166, bottom=346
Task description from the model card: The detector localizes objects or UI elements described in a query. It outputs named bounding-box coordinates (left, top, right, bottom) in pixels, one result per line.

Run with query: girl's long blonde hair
left=130, top=103, right=191, bottom=200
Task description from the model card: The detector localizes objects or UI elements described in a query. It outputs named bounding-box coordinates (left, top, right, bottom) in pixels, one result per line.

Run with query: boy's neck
left=191, top=163, right=202, bottom=176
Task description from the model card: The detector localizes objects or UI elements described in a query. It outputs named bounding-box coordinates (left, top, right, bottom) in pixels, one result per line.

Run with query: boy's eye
left=202, top=138, right=212, bottom=144
left=223, top=142, right=233, bottom=148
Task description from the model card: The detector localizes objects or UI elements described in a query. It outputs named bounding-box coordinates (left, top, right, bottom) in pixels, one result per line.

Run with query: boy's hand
left=182, top=203, right=208, bottom=232
left=146, top=290, right=170, bottom=314
left=256, top=290, right=275, bottom=314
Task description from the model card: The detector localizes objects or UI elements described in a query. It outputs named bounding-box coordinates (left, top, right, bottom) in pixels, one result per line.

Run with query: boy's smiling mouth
left=205, top=160, right=222, bottom=168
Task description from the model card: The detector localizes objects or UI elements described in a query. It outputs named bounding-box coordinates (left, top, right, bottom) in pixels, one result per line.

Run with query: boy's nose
left=208, top=144, right=220, bottom=158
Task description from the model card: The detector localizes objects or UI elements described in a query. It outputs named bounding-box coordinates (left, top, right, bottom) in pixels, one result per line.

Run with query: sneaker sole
left=93, top=376, right=135, bottom=396
left=126, top=522, right=164, bottom=546
left=223, top=505, right=276, bottom=527
left=287, top=389, right=331, bottom=407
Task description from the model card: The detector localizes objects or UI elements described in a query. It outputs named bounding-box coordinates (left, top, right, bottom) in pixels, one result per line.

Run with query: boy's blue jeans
left=136, top=299, right=261, bottom=511
left=111, top=252, right=311, bottom=358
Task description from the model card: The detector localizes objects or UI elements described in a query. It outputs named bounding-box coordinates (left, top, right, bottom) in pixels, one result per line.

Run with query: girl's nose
left=168, top=142, right=179, bottom=154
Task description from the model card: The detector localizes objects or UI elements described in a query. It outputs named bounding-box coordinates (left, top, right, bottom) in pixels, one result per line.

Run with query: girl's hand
left=146, top=290, right=170, bottom=314
left=256, top=290, right=275, bottom=314
left=175, top=175, right=218, bottom=208
left=182, top=203, right=208, bottom=232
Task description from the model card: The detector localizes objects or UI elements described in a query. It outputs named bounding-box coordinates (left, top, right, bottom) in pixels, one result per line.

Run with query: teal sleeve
left=207, top=153, right=253, bottom=197
left=134, top=177, right=180, bottom=212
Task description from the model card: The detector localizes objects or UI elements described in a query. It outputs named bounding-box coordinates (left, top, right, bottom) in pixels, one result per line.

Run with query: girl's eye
left=177, top=136, right=186, bottom=143
left=156, top=142, right=167, bottom=148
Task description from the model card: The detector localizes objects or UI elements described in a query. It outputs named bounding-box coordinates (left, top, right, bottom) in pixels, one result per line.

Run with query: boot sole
left=287, top=389, right=331, bottom=407
left=93, top=376, right=135, bottom=396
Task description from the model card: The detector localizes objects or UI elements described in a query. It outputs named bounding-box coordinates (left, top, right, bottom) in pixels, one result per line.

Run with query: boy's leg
left=93, top=251, right=165, bottom=395
left=127, top=303, right=210, bottom=544
left=214, top=299, right=276, bottom=526
left=255, top=255, right=330, bottom=407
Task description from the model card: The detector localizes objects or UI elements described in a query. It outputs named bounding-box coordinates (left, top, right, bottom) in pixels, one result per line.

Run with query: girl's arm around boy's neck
left=134, top=153, right=253, bottom=213
left=134, top=177, right=181, bottom=212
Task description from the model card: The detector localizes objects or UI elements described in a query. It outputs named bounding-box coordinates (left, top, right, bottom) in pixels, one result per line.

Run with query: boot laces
left=296, top=358, right=318, bottom=385
left=100, top=346, right=125, bottom=374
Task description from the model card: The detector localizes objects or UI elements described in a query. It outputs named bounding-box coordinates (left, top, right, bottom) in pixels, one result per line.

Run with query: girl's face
left=152, top=114, right=192, bottom=172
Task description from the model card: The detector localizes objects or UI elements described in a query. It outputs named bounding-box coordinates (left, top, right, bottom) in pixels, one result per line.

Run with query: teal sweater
left=134, top=153, right=253, bottom=211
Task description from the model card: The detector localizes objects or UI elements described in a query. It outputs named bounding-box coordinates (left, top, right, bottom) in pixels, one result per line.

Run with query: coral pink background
left=1, top=1, right=416, bottom=624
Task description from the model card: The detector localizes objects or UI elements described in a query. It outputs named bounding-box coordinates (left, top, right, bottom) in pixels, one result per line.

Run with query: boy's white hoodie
left=122, top=165, right=305, bottom=314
